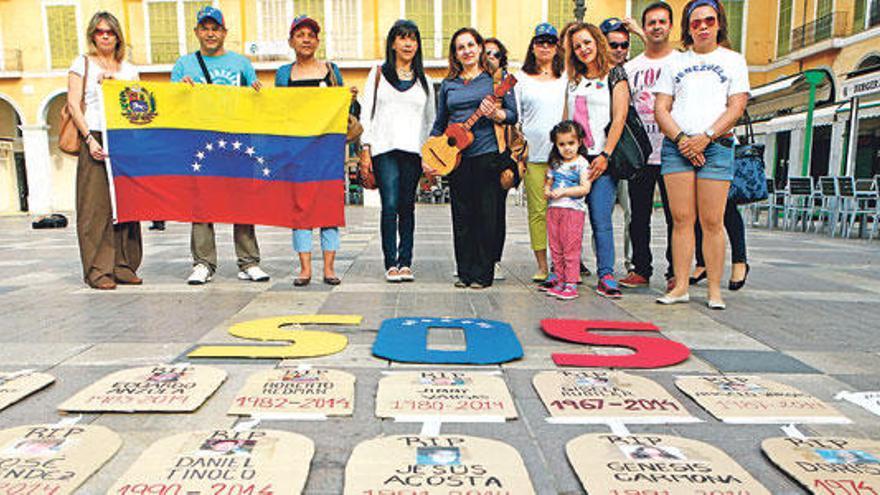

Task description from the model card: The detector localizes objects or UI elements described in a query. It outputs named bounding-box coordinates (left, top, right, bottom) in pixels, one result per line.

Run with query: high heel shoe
left=689, top=269, right=707, bottom=286
left=728, top=263, right=750, bottom=291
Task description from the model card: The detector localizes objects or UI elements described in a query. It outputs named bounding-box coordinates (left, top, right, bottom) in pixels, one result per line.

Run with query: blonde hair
left=86, top=11, right=126, bottom=62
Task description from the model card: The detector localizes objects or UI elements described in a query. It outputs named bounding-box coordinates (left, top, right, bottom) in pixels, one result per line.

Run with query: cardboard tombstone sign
left=567, top=433, right=771, bottom=495
left=188, top=314, right=360, bottom=359
left=0, top=424, right=121, bottom=495
left=676, top=375, right=849, bottom=424
left=762, top=436, right=880, bottom=494
left=376, top=371, right=517, bottom=421
left=108, top=429, right=314, bottom=495
left=0, top=371, right=55, bottom=411
left=58, top=364, right=226, bottom=413
left=344, top=435, right=536, bottom=494
left=372, top=317, right=523, bottom=364
left=229, top=368, right=355, bottom=418
left=533, top=370, right=698, bottom=424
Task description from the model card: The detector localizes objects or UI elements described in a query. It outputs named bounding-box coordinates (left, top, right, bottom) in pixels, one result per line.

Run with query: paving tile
left=693, top=350, right=822, bottom=374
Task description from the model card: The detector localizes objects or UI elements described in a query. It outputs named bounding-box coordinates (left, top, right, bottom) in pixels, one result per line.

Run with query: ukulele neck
left=461, top=96, right=495, bottom=132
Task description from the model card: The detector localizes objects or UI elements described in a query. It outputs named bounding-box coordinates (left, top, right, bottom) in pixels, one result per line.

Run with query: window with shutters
left=726, top=0, right=746, bottom=51
left=442, top=0, right=471, bottom=55
left=145, top=0, right=214, bottom=64
left=404, top=0, right=435, bottom=56
left=327, top=0, right=361, bottom=59
left=628, top=0, right=653, bottom=57
left=547, top=0, right=574, bottom=30
left=293, top=0, right=326, bottom=59
left=777, top=0, right=793, bottom=56
left=403, top=0, right=473, bottom=59
left=184, top=1, right=213, bottom=53
left=852, top=0, right=866, bottom=32
left=44, top=4, right=79, bottom=70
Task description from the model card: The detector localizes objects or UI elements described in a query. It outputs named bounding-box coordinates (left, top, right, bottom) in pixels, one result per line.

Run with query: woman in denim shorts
left=653, top=0, right=750, bottom=309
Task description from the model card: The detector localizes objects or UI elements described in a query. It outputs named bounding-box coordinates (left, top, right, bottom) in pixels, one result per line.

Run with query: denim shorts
left=661, top=137, right=734, bottom=181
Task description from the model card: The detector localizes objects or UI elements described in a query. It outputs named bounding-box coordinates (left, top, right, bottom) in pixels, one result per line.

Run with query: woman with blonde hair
left=67, top=11, right=142, bottom=290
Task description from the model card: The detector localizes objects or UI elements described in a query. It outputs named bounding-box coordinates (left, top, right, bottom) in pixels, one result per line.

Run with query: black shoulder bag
left=604, top=66, right=652, bottom=180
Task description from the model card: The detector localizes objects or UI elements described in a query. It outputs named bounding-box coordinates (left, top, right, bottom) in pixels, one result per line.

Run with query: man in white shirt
left=618, top=2, right=679, bottom=291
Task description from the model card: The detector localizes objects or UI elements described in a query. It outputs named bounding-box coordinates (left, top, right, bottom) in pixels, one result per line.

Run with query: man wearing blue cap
left=171, top=6, right=269, bottom=285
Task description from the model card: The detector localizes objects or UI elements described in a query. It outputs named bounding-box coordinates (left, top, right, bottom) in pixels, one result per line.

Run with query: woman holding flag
left=67, top=11, right=142, bottom=290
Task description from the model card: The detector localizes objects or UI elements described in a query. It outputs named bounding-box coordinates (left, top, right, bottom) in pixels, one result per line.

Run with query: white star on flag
left=217, top=139, right=227, bottom=148
left=195, top=151, right=205, bottom=160
left=192, top=162, right=201, bottom=171
left=245, top=147, right=255, bottom=156
left=262, top=167, right=270, bottom=176
left=232, top=141, right=242, bottom=150
left=256, top=156, right=265, bottom=164
left=205, top=143, right=214, bottom=151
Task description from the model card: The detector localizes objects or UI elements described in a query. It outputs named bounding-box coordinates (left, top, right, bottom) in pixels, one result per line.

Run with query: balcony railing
left=790, top=11, right=849, bottom=51
left=0, top=49, right=22, bottom=75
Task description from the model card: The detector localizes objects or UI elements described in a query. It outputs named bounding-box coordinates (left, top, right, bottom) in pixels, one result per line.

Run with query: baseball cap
left=533, top=22, right=559, bottom=39
left=290, top=15, right=321, bottom=35
left=196, top=6, right=225, bottom=28
left=600, top=17, right=627, bottom=35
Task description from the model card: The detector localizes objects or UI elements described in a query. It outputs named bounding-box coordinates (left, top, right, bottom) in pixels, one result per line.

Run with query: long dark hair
left=484, top=37, right=509, bottom=70
left=548, top=120, right=590, bottom=167
left=681, top=0, right=729, bottom=48
left=522, top=36, right=563, bottom=77
left=446, top=27, right=491, bottom=80
left=382, top=19, right=429, bottom=93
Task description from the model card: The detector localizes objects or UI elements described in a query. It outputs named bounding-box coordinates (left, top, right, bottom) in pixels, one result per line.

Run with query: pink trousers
left=547, top=207, right=586, bottom=285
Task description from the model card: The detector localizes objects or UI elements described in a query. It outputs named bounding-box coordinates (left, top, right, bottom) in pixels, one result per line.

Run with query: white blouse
left=359, top=66, right=436, bottom=157
left=70, top=55, right=139, bottom=131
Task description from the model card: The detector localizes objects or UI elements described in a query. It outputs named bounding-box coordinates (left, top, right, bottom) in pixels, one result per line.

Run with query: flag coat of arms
left=101, top=80, right=350, bottom=229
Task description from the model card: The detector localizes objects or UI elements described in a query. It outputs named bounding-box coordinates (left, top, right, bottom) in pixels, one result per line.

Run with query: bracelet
left=599, top=151, right=610, bottom=160
left=84, top=134, right=94, bottom=143
left=673, top=131, right=686, bottom=144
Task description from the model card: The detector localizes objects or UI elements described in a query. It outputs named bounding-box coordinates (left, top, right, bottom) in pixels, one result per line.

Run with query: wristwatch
left=705, top=128, right=716, bottom=140
left=673, top=131, right=686, bottom=144
left=599, top=151, right=610, bottom=160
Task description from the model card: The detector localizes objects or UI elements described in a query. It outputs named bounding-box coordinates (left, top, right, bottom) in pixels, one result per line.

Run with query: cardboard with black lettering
left=676, top=375, right=849, bottom=424
left=762, top=437, right=880, bottom=494
left=567, top=433, right=771, bottom=495
left=58, top=365, right=226, bottom=413
left=0, top=371, right=55, bottom=411
left=376, top=371, right=517, bottom=421
left=837, top=391, right=880, bottom=417
left=533, top=370, right=698, bottom=424
left=108, top=429, right=314, bottom=495
left=0, top=424, right=121, bottom=495
left=229, top=368, right=354, bottom=417
left=344, top=435, right=535, bottom=494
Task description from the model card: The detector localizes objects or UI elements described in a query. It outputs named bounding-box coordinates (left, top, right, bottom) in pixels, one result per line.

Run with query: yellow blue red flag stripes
left=101, top=80, right=350, bottom=229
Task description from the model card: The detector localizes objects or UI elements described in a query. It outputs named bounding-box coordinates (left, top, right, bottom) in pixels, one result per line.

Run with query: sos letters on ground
left=533, top=370, right=698, bottom=424
left=188, top=315, right=361, bottom=359
left=58, top=365, right=226, bottom=413
left=376, top=371, right=517, bottom=421
left=372, top=318, right=523, bottom=364
left=540, top=319, right=691, bottom=368
left=108, top=429, right=314, bottom=495
left=0, top=424, right=121, bottom=495
left=762, top=436, right=880, bottom=494
left=229, top=368, right=354, bottom=418
left=676, top=375, right=849, bottom=424
left=0, top=371, right=54, bottom=411
left=566, top=433, right=770, bottom=495
left=344, top=435, right=535, bottom=494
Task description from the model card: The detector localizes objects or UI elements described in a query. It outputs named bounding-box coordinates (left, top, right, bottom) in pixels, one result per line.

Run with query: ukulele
left=422, top=73, right=518, bottom=176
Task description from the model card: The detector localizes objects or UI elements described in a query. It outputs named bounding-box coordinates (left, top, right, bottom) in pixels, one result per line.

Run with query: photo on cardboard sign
left=4, top=437, right=67, bottom=456
left=619, top=444, right=688, bottom=461
left=416, top=446, right=461, bottom=466
left=814, top=449, right=880, bottom=465
left=575, top=375, right=613, bottom=388
left=198, top=438, right=257, bottom=456
left=420, top=375, right=469, bottom=386
left=715, top=380, right=767, bottom=393
left=147, top=370, right=183, bottom=383
left=281, top=370, right=320, bottom=382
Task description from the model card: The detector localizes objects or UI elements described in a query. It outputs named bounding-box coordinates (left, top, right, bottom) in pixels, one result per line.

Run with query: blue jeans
left=292, top=228, right=340, bottom=253
left=586, top=172, right=617, bottom=278
left=374, top=150, right=421, bottom=269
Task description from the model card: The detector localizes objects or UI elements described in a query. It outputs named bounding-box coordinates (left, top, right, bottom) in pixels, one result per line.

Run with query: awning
left=749, top=101, right=880, bottom=134
left=748, top=69, right=835, bottom=121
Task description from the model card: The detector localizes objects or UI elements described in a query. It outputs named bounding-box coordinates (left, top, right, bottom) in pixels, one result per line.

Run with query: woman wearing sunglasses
left=654, top=0, right=750, bottom=310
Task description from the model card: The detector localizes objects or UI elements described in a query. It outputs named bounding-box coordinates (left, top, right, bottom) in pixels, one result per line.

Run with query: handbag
left=493, top=70, right=528, bottom=190
left=357, top=66, right=381, bottom=190
left=603, top=67, right=651, bottom=180
left=58, top=55, right=89, bottom=155
left=325, top=61, right=364, bottom=143
left=729, top=111, right=768, bottom=205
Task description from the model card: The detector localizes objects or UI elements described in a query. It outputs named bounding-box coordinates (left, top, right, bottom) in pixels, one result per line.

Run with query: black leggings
left=695, top=198, right=747, bottom=267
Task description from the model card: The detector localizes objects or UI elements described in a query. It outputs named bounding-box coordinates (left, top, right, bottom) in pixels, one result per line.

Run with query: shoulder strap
left=370, top=65, right=382, bottom=120
left=80, top=55, right=89, bottom=107
left=326, top=61, right=339, bottom=86
left=195, top=52, right=212, bottom=84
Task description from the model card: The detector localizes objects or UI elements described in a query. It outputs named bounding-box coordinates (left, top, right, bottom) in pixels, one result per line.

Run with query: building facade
left=0, top=0, right=878, bottom=213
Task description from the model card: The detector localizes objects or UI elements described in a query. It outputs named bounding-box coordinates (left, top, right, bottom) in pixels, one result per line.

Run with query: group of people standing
left=70, top=2, right=751, bottom=309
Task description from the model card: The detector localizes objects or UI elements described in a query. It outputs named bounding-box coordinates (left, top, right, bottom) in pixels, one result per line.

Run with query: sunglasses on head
left=689, top=15, right=717, bottom=29
left=608, top=41, right=630, bottom=49
left=94, top=28, right=116, bottom=37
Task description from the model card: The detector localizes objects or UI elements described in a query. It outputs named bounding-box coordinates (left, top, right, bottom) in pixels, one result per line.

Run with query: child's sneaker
left=555, top=283, right=579, bottom=300
left=538, top=273, right=559, bottom=292
left=547, top=283, right=566, bottom=298
left=596, top=274, right=623, bottom=298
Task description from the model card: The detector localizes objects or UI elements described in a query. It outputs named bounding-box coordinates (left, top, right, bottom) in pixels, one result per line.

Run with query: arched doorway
left=857, top=55, right=880, bottom=71
left=0, top=94, right=27, bottom=212
left=42, top=91, right=77, bottom=211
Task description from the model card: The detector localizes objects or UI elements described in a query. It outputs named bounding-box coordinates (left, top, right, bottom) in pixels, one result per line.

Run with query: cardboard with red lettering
left=58, top=365, right=226, bottom=413
left=533, top=370, right=698, bottom=423
left=229, top=368, right=354, bottom=418
left=107, top=429, right=314, bottom=495
left=344, top=435, right=535, bottom=494
left=567, top=433, right=771, bottom=495
left=0, top=424, right=121, bottom=495
left=0, top=371, right=55, bottom=411
left=676, top=375, right=849, bottom=424
left=376, top=371, right=517, bottom=421
left=762, top=437, right=880, bottom=494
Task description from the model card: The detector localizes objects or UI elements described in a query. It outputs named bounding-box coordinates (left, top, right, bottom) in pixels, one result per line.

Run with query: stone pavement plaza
left=1, top=202, right=879, bottom=494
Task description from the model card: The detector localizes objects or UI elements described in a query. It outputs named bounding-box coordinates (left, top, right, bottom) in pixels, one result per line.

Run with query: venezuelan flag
left=101, top=80, right=349, bottom=229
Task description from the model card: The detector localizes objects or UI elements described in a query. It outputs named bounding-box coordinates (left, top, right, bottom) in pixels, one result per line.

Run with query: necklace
left=397, top=67, right=413, bottom=80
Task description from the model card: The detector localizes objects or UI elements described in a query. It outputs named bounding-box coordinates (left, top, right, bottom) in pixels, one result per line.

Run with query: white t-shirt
left=624, top=50, right=681, bottom=165
left=359, top=66, right=436, bottom=157
left=514, top=71, right=567, bottom=163
left=654, top=47, right=750, bottom=136
left=69, top=55, right=139, bottom=131
left=547, top=155, right=591, bottom=212
left=566, top=75, right=612, bottom=156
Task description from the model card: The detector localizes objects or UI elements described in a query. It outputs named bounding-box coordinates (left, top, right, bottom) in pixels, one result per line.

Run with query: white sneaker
left=238, top=265, right=270, bottom=282
left=187, top=264, right=212, bottom=285
left=494, top=262, right=505, bottom=281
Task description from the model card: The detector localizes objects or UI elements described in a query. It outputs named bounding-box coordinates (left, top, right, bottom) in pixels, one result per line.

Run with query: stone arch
left=0, top=92, right=27, bottom=212
left=0, top=92, right=26, bottom=127
left=856, top=53, right=880, bottom=71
